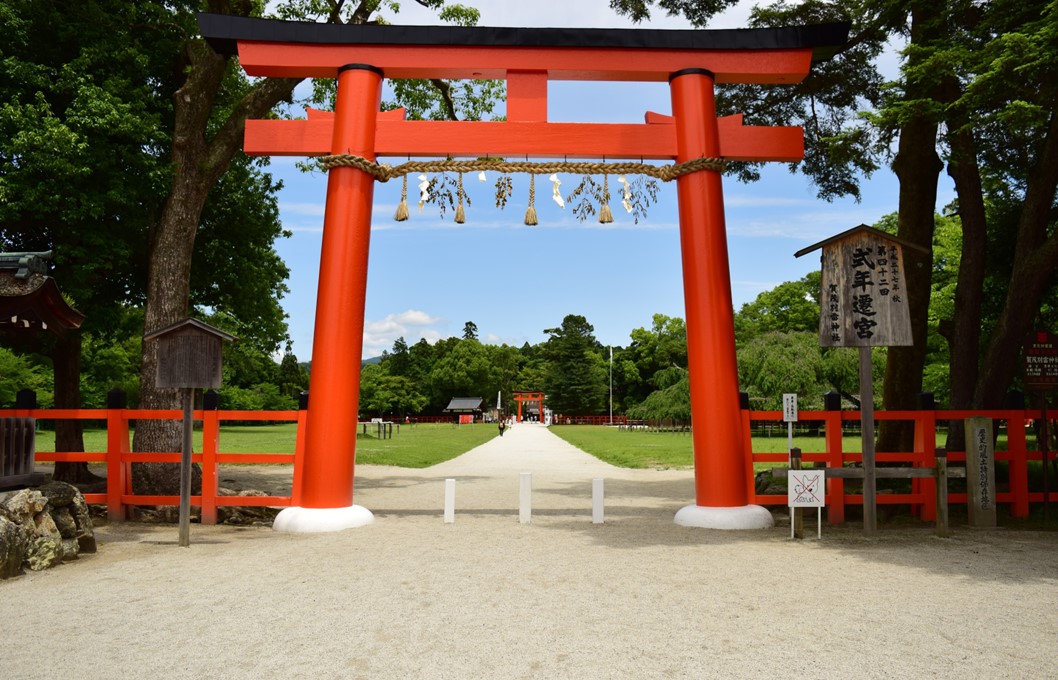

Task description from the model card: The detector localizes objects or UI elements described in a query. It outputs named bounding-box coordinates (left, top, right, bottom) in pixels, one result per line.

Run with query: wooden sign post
left=145, top=319, right=235, bottom=547
left=796, top=225, right=927, bottom=534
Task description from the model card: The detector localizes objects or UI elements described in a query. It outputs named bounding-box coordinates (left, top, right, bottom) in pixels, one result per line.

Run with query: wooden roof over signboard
left=793, top=224, right=930, bottom=259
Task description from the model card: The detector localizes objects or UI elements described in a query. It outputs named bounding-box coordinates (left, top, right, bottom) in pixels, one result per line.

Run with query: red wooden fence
left=6, top=405, right=1051, bottom=526
left=7, top=405, right=303, bottom=525
left=744, top=408, right=1038, bottom=524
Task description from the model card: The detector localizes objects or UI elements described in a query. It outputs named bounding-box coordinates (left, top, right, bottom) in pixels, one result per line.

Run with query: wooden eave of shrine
left=0, top=274, right=85, bottom=336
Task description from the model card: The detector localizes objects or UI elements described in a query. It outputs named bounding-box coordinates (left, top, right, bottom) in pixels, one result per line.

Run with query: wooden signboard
left=1025, top=330, right=1058, bottom=391
left=796, top=225, right=927, bottom=535
left=144, top=318, right=235, bottom=547
left=964, top=417, right=997, bottom=527
left=814, top=228, right=913, bottom=347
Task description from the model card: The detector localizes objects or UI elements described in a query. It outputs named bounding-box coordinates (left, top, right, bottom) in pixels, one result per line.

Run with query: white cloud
left=279, top=201, right=326, bottom=217
left=361, top=309, right=448, bottom=358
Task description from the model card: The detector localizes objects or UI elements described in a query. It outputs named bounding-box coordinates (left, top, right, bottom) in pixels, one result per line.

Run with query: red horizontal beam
left=244, top=115, right=804, bottom=162
left=119, top=495, right=291, bottom=507
left=215, top=454, right=296, bottom=465
left=238, top=42, right=814, bottom=84
left=35, top=452, right=106, bottom=463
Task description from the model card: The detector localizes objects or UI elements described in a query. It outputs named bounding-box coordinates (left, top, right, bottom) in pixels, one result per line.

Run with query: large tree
left=0, top=0, right=297, bottom=485
left=542, top=315, right=609, bottom=414
left=0, top=0, right=185, bottom=481
left=132, top=0, right=500, bottom=492
left=617, top=0, right=1058, bottom=444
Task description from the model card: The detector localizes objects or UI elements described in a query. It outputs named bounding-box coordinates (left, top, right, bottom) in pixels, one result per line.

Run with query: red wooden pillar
left=1007, top=409, right=1029, bottom=518
left=913, top=408, right=938, bottom=521
left=824, top=409, right=846, bottom=524
left=106, top=397, right=130, bottom=522
left=670, top=69, right=771, bottom=528
left=274, top=64, right=382, bottom=531
left=200, top=401, right=221, bottom=525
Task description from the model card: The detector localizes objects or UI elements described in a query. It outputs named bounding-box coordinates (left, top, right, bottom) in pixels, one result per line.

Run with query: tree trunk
left=943, top=126, right=988, bottom=450
left=131, top=36, right=231, bottom=495
left=50, top=331, right=101, bottom=484
left=878, top=114, right=942, bottom=451
left=131, top=24, right=299, bottom=494
left=877, top=4, right=945, bottom=454
left=973, top=105, right=1058, bottom=407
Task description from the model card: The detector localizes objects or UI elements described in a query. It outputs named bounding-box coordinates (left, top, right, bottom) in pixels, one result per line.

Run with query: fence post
left=934, top=447, right=951, bottom=537
left=739, top=392, right=757, bottom=503
left=1005, top=391, right=1029, bottom=518
left=292, top=391, right=308, bottom=507
left=823, top=391, right=845, bottom=524
left=14, top=389, right=36, bottom=416
left=200, top=390, right=221, bottom=525
left=105, top=389, right=129, bottom=522
left=791, top=447, right=804, bottom=539
left=914, top=393, right=937, bottom=521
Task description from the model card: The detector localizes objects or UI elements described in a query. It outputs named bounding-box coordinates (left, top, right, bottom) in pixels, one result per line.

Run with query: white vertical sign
left=782, top=394, right=799, bottom=422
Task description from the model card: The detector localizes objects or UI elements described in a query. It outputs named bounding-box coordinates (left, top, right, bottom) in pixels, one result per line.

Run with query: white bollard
left=519, top=472, right=532, bottom=524
left=592, top=477, right=604, bottom=524
left=444, top=478, right=456, bottom=524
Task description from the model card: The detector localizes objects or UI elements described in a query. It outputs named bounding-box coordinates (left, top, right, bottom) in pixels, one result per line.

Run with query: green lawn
left=354, top=423, right=498, bottom=467
left=550, top=425, right=852, bottom=469
left=33, top=422, right=497, bottom=468
left=33, top=422, right=1036, bottom=474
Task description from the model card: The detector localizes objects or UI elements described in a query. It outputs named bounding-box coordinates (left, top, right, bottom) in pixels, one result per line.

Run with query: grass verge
left=33, top=422, right=497, bottom=468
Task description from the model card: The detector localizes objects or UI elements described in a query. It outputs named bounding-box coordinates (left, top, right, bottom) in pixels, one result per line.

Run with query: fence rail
left=4, top=403, right=1052, bottom=527
left=5, top=404, right=303, bottom=525
left=742, top=407, right=1041, bottom=524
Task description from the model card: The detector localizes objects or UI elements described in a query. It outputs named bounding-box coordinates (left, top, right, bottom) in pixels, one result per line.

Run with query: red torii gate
left=199, top=14, right=848, bottom=532
left=512, top=391, right=546, bottom=423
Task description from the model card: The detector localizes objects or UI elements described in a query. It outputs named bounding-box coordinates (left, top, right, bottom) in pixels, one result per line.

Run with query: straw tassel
left=394, top=174, right=410, bottom=221
left=598, top=174, right=614, bottom=224
left=524, top=174, right=538, bottom=226
left=455, top=172, right=466, bottom=223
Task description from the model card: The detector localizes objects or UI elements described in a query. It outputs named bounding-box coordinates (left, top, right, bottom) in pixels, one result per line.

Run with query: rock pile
left=0, top=482, right=96, bottom=579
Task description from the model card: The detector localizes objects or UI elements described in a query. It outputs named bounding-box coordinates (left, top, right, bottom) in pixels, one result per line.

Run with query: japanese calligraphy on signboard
left=1024, top=330, right=1058, bottom=391
left=795, top=225, right=921, bottom=348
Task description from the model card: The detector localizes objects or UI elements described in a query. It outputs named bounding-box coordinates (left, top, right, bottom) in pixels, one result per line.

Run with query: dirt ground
left=5, top=423, right=1057, bottom=679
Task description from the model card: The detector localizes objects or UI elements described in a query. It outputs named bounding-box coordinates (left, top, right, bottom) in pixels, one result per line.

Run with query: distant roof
left=444, top=397, right=485, bottom=412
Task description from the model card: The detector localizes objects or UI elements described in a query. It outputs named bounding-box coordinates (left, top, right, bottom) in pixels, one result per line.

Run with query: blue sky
left=265, top=0, right=951, bottom=360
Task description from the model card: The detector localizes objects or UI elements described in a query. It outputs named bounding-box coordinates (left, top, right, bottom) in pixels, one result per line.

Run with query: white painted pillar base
left=592, top=477, right=604, bottom=524
left=444, top=478, right=456, bottom=524
left=272, top=505, right=374, bottom=533
left=519, top=472, right=532, bottom=524
left=674, top=504, right=774, bottom=530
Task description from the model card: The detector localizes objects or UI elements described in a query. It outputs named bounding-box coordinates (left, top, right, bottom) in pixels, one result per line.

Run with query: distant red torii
left=198, top=13, right=849, bottom=532
left=512, top=391, right=546, bottom=423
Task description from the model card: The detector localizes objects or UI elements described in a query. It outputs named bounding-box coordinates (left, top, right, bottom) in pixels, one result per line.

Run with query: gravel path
left=3, top=422, right=1057, bottom=679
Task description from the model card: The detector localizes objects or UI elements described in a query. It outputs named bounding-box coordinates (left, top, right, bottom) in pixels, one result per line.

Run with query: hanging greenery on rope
left=321, top=155, right=723, bottom=226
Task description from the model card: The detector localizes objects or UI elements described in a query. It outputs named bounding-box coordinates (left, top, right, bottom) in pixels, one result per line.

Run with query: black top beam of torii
left=199, top=13, right=850, bottom=65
